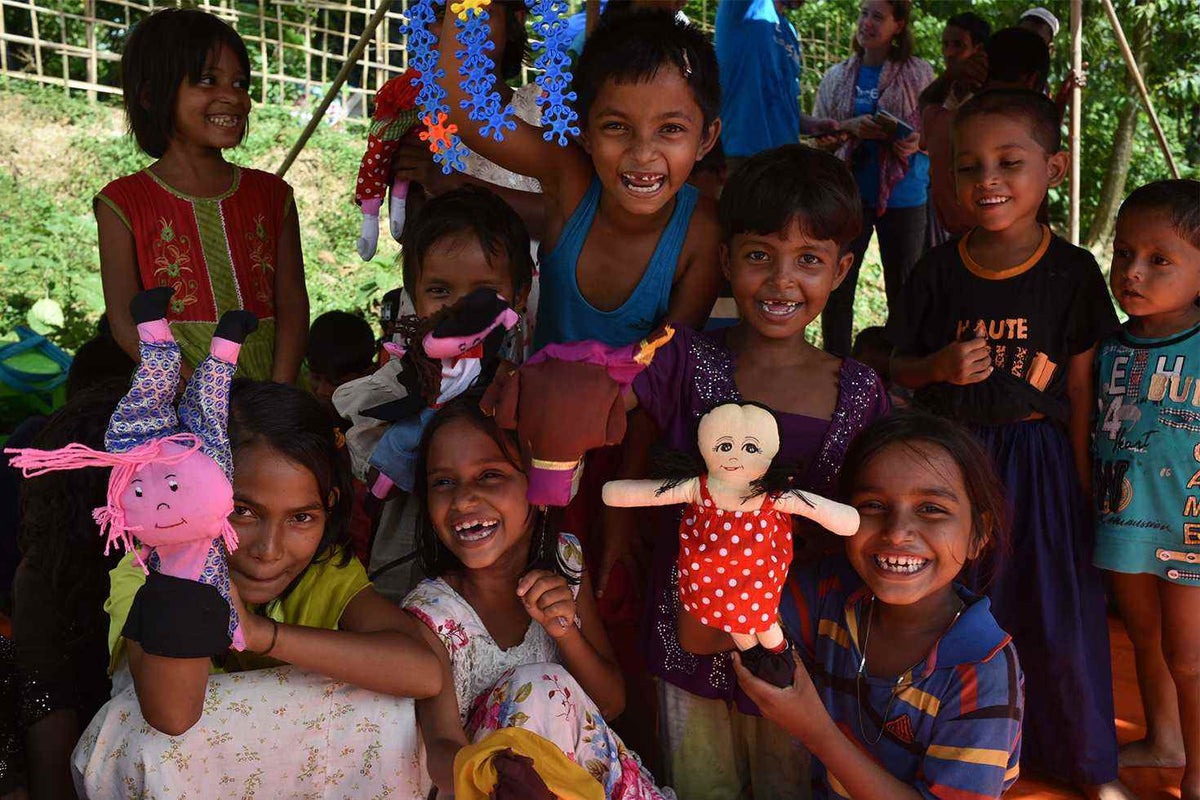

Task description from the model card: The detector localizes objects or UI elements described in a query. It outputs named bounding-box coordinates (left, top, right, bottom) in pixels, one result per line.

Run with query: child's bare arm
left=435, top=9, right=590, bottom=202
left=664, top=200, right=722, bottom=329
left=231, top=584, right=442, bottom=698
left=518, top=568, right=625, bottom=719
left=96, top=201, right=143, bottom=364
left=270, top=201, right=308, bottom=384
left=126, top=642, right=210, bottom=735
left=1066, top=346, right=1097, bottom=495
left=410, top=622, right=469, bottom=794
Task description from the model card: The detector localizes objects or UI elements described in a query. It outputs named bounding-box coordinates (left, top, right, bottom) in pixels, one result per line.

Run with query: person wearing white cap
left=1019, top=6, right=1060, bottom=45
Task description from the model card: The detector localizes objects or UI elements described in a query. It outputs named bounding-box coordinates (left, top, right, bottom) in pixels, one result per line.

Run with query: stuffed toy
left=333, top=288, right=518, bottom=505
left=602, top=402, right=860, bottom=687
left=480, top=326, right=674, bottom=507
left=6, top=286, right=255, bottom=657
left=356, top=69, right=422, bottom=261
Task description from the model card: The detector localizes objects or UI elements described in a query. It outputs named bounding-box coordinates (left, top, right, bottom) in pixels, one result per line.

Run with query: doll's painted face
left=119, top=442, right=233, bottom=547
left=697, top=404, right=780, bottom=487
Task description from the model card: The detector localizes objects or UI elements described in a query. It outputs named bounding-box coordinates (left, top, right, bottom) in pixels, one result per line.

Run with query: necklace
left=854, top=595, right=966, bottom=746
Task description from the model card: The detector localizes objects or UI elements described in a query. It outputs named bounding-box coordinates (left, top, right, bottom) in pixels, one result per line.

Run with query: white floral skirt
left=72, top=665, right=431, bottom=799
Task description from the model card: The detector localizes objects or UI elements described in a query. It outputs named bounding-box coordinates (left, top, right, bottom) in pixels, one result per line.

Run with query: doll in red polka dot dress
left=603, top=401, right=860, bottom=687
left=355, top=70, right=422, bottom=261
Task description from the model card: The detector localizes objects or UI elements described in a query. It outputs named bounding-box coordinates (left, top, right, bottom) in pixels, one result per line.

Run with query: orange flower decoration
left=419, top=112, right=459, bottom=155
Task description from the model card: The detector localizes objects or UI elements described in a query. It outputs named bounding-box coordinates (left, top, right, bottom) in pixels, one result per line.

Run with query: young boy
left=1093, top=180, right=1200, bottom=800
left=437, top=10, right=723, bottom=348
left=334, top=186, right=534, bottom=601
left=923, top=27, right=1049, bottom=240
left=306, top=310, right=376, bottom=418
left=889, top=89, right=1136, bottom=799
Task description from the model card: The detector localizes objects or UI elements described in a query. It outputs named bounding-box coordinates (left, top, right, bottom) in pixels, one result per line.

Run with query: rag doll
left=334, top=288, right=519, bottom=505
left=481, top=326, right=675, bottom=507
left=6, top=286, right=256, bottom=656
left=602, top=402, right=860, bottom=687
left=356, top=69, right=422, bottom=261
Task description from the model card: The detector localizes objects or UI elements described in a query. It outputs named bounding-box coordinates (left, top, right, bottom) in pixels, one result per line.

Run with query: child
left=1093, top=180, right=1200, bottom=800
left=684, top=412, right=1023, bottom=798
left=306, top=310, right=376, bottom=418
left=437, top=9, right=724, bottom=348
left=401, top=399, right=670, bottom=798
left=335, top=186, right=534, bottom=601
left=889, top=89, right=1132, bottom=798
left=97, top=8, right=308, bottom=383
left=72, top=380, right=441, bottom=795
left=618, top=145, right=890, bottom=798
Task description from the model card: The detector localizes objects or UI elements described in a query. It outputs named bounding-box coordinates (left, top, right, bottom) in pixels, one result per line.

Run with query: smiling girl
left=401, top=400, right=669, bottom=798
left=98, top=9, right=308, bottom=383
left=681, top=412, right=1023, bottom=799
left=613, top=145, right=890, bottom=799
left=73, top=381, right=441, bottom=797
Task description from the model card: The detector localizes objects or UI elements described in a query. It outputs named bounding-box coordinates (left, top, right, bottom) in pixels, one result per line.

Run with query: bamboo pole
left=30, top=2, right=43, bottom=77
left=258, top=0, right=269, bottom=102
left=585, top=0, right=598, bottom=36
left=1098, top=0, right=1180, bottom=179
left=1, top=1, right=9, bottom=74
left=1068, top=0, right=1081, bottom=244
left=85, top=0, right=97, bottom=100
left=276, top=0, right=393, bottom=177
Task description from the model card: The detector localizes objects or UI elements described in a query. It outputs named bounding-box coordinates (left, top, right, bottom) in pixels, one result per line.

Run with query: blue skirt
left=972, top=420, right=1118, bottom=785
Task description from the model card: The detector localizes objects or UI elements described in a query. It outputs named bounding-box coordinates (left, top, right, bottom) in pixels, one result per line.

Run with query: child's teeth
left=873, top=554, right=929, bottom=574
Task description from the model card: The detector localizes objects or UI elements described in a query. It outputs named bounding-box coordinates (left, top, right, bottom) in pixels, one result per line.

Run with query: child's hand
left=227, top=581, right=275, bottom=654
left=516, top=570, right=577, bottom=640
left=933, top=339, right=993, bottom=386
left=731, top=650, right=823, bottom=740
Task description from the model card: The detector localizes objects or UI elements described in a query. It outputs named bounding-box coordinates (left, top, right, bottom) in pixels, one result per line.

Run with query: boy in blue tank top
left=437, top=10, right=723, bottom=348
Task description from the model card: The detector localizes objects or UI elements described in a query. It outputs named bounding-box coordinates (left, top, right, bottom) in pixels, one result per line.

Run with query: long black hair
left=412, top=397, right=578, bottom=584
left=227, top=379, right=353, bottom=567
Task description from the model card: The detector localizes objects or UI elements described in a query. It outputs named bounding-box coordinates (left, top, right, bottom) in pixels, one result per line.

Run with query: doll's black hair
left=227, top=379, right=354, bottom=569
left=120, top=8, right=253, bottom=158
left=651, top=401, right=811, bottom=506
left=413, top=396, right=579, bottom=585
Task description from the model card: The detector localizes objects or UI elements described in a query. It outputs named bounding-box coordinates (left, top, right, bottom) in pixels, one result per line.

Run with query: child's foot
left=130, top=286, right=175, bottom=323
left=1081, top=779, right=1139, bottom=800
left=1118, top=737, right=1185, bottom=768
left=214, top=310, right=258, bottom=344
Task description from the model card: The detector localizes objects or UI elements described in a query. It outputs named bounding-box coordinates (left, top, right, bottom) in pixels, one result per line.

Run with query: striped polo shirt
left=780, top=559, right=1024, bottom=799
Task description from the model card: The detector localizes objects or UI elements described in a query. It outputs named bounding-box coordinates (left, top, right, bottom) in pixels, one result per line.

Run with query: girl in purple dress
left=616, top=146, right=890, bottom=798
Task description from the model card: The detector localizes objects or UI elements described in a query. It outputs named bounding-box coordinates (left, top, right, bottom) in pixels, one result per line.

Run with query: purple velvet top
left=631, top=325, right=890, bottom=710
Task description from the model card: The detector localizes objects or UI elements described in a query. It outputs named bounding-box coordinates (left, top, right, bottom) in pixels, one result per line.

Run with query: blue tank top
left=534, top=179, right=698, bottom=348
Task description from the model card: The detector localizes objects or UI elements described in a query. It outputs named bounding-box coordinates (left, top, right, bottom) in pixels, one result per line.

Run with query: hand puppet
left=6, top=286, right=255, bottom=656
left=602, top=402, right=860, bottom=686
left=335, top=288, right=518, bottom=503
left=356, top=70, right=422, bottom=261
left=480, top=326, right=674, bottom=507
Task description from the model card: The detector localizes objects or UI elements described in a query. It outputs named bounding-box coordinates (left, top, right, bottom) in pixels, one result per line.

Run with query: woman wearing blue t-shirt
left=815, top=0, right=933, bottom=357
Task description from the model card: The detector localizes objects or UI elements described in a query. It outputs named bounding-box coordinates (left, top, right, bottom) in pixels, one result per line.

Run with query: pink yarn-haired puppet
left=356, top=70, right=422, bottom=261
left=602, top=402, right=860, bottom=687
left=6, top=287, right=257, bottom=656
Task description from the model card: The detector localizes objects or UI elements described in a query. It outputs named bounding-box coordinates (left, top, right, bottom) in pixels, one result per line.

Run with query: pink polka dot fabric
left=676, top=475, right=793, bottom=636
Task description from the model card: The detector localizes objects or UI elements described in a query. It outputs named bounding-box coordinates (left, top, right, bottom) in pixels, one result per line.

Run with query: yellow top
left=105, top=549, right=370, bottom=674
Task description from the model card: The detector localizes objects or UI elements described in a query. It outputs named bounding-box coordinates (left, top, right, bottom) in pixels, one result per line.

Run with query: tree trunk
left=1084, top=9, right=1153, bottom=251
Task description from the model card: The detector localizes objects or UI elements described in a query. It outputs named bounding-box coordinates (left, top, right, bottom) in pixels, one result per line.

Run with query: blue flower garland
left=404, top=0, right=468, bottom=174
left=525, top=0, right=579, bottom=145
left=403, top=0, right=576, bottom=171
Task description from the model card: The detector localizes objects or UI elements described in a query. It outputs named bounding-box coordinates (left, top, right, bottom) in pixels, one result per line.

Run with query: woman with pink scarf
left=814, top=0, right=933, bottom=357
